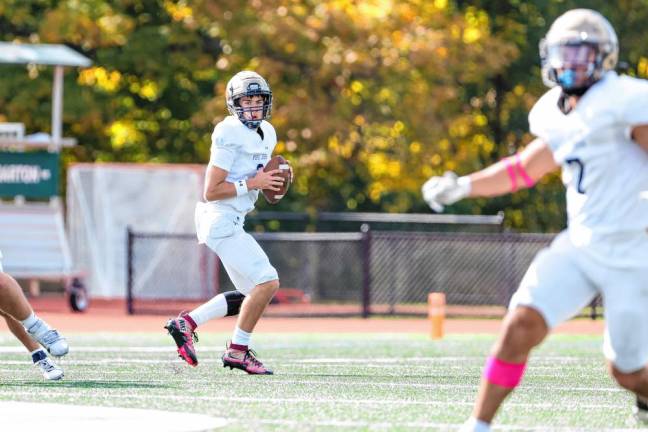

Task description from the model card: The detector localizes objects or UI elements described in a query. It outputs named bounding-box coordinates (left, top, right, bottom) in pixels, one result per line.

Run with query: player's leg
left=0, top=271, right=68, bottom=357
left=0, top=310, right=64, bottom=380
left=221, top=281, right=278, bottom=375
left=465, top=306, right=548, bottom=431
left=634, top=396, right=648, bottom=423
left=0, top=272, right=33, bottom=321
left=608, top=364, right=648, bottom=400
left=0, top=309, right=38, bottom=350
left=164, top=290, right=245, bottom=367
left=600, top=264, right=648, bottom=422
left=166, top=207, right=246, bottom=366
left=461, top=235, right=597, bottom=431
left=216, top=231, right=278, bottom=375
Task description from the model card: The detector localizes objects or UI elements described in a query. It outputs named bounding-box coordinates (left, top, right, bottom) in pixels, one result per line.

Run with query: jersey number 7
left=565, top=158, right=585, bottom=194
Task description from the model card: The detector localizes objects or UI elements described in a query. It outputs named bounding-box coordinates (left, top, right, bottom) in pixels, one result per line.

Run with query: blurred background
left=0, top=0, right=645, bottom=315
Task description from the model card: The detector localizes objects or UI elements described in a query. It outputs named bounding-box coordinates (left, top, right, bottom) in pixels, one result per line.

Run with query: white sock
left=188, top=294, right=228, bottom=326
left=21, top=312, right=39, bottom=331
left=232, top=326, right=251, bottom=347
left=460, top=417, right=491, bottom=432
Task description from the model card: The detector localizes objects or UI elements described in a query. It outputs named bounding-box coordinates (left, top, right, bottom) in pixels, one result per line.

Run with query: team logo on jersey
left=252, top=153, right=268, bottom=161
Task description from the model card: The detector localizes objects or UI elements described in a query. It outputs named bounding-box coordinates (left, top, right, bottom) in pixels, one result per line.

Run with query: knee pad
left=224, top=291, right=245, bottom=317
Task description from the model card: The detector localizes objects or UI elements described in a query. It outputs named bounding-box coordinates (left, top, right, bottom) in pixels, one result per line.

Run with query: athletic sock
left=461, top=417, right=491, bottom=432
left=21, top=312, right=39, bottom=331
left=231, top=326, right=251, bottom=347
left=188, top=294, right=228, bottom=326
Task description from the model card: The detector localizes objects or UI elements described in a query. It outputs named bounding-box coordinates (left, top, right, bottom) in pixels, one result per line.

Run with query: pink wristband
left=515, top=153, right=535, bottom=188
left=504, top=157, right=518, bottom=192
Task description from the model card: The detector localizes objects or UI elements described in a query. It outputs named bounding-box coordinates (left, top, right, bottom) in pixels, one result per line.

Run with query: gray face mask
left=226, top=72, right=273, bottom=129
left=232, top=94, right=272, bottom=129
left=550, top=44, right=598, bottom=92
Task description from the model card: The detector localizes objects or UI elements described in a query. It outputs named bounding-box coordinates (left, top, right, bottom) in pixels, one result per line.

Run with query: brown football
left=262, top=155, right=292, bottom=204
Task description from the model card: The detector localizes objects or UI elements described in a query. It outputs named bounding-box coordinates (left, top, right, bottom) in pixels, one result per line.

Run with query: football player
left=420, top=9, right=648, bottom=430
left=0, top=251, right=69, bottom=379
left=0, top=310, right=64, bottom=380
left=165, top=71, right=285, bottom=374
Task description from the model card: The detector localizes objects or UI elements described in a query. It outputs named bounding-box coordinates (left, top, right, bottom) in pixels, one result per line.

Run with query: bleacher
left=0, top=43, right=91, bottom=309
left=0, top=201, right=77, bottom=296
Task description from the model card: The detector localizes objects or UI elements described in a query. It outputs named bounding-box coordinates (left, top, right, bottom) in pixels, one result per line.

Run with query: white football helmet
left=226, top=71, right=272, bottom=129
left=540, top=9, right=618, bottom=94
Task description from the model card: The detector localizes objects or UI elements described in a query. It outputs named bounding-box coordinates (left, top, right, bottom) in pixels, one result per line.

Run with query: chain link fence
left=369, top=231, right=552, bottom=315
left=126, top=231, right=219, bottom=314
left=126, top=228, right=601, bottom=318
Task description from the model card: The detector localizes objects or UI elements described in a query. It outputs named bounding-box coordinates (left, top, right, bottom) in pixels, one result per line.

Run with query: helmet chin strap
left=562, top=84, right=590, bottom=96
left=242, top=120, right=261, bottom=129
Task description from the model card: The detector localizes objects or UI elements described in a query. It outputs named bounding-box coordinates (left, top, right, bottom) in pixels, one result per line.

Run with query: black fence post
left=126, top=226, right=134, bottom=315
left=361, top=223, right=372, bottom=318
left=589, top=296, right=598, bottom=320
left=503, top=232, right=518, bottom=307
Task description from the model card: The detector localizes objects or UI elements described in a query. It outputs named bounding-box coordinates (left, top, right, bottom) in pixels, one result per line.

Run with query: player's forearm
left=469, top=140, right=556, bottom=198
left=204, top=177, right=266, bottom=201
left=202, top=181, right=241, bottom=201
left=204, top=183, right=234, bottom=201
left=468, top=161, right=524, bottom=198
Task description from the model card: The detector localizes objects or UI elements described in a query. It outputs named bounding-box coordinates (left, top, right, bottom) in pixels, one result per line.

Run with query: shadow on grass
left=0, top=380, right=169, bottom=389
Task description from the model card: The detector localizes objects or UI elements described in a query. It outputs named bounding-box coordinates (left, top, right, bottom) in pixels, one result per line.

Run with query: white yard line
left=250, top=418, right=644, bottom=431
left=0, top=346, right=593, bottom=363
left=0, top=369, right=624, bottom=393
left=0, top=357, right=588, bottom=367
left=0, top=389, right=629, bottom=410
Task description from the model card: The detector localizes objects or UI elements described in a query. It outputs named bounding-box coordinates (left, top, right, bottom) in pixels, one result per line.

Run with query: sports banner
left=0, top=151, right=59, bottom=198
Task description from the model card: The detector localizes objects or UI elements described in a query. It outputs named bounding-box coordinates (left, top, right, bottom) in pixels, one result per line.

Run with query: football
left=262, top=155, right=292, bottom=204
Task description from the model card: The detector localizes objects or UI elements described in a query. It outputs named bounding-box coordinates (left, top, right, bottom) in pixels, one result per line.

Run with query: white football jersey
left=529, top=72, right=648, bottom=267
left=205, top=115, right=277, bottom=214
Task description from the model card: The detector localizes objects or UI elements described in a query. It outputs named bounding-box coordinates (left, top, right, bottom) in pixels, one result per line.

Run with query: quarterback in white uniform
left=165, top=71, right=285, bottom=375
left=421, top=9, right=648, bottom=430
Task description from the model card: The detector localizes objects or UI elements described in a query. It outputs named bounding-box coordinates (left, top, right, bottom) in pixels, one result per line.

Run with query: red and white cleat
left=164, top=312, right=199, bottom=367
left=221, top=341, right=273, bottom=375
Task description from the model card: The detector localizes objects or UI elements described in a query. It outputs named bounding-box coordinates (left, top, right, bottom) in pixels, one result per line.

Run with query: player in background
left=0, top=252, right=69, bottom=379
left=165, top=71, right=285, bottom=375
left=420, top=9, right=648, bottom=430
left=0, top=311, right=64, bottom=380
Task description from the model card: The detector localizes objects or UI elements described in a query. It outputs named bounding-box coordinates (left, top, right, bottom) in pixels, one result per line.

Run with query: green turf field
left=0, top=332, right=646, bottom=431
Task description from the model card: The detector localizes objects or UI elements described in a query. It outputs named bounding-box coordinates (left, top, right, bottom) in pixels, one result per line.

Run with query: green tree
left=1, top=0, right=647, bottom=232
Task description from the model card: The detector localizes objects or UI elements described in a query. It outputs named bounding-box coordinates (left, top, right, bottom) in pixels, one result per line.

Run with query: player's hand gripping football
left=261, top=156, right=292, bottom=204
left=250, top=167, right=284, bottom=192
left=421, top=171, right=471, bottom=212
